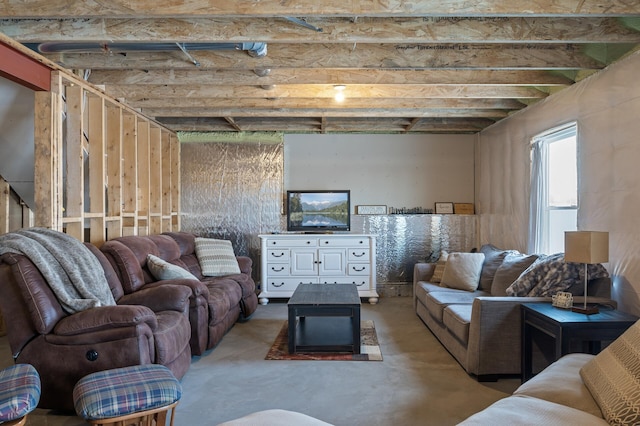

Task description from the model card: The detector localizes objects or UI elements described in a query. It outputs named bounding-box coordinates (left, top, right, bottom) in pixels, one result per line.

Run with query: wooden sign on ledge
left=454, top=203, right=475, bottom=215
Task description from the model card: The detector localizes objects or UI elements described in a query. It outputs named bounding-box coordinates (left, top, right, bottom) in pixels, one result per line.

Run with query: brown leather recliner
left=100, top=232, right=257, bottom=356
left=0, top=245, right=192, bottom=411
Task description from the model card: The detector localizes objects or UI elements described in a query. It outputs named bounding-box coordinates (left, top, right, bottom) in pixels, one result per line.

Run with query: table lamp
left=564, top=231, right=609, bottom=314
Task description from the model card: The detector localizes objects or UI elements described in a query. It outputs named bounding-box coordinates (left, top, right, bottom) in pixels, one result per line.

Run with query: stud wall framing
left=34, top=71, right=180, bottom=246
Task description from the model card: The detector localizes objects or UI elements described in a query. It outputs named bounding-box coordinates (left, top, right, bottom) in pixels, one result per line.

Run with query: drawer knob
left=352, top=252, right=366, bottom=257
left=272, top=282, right=285, bottom=287
left=353, top=266, right=366, bottom=272
left=271, top=266, right=285, bottom=272
left=271, top=252, right=284, bottom=258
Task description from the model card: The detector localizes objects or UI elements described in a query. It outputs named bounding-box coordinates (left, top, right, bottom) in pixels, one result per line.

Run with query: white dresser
left=258, top=234, right=378, bottom=305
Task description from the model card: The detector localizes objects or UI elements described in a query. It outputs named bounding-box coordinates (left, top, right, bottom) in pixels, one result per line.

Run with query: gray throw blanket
left=0, top=228, right=115, bottom=314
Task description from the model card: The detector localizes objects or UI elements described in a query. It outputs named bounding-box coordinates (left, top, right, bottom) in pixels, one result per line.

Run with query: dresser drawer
left=266, top=249, right=289, bottom=262
left=348, top=248, right=370, bottom=261
left=348, top=263, right=371, bottom=275
left=318, top=278, right=369, bottom=288
left=319, top=237, right=369, bottom=248
left=266, top=263, right=289, bottom=275
left=266, top=278, right=318, bottom=291
left=266, top=239, right=317, bottom=247
left=348, top=278, right=370, bottom=288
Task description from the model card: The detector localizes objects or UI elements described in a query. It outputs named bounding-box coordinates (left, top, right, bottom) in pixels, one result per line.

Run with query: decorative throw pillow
left=440, top=252, right=485, bottom=292
left=147, top=254, right=198, bottom=281
left=195, top=238, right=241, bottom=277
left=431, top=251, right=448, bottom=283
left=506, top=253, right=610, bottom=297
left=580, top=319, right=640, bottom=425
left=478, top=244, right=509, bottom=292
left=490, top=252, right=539, bottom=296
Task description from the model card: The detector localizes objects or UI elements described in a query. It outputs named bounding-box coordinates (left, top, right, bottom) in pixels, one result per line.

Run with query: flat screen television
left=286, top=190, right=351, bottom=233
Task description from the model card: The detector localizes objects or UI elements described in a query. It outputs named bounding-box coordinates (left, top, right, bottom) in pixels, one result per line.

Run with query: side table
left=521, top=302, right=638, bottom=382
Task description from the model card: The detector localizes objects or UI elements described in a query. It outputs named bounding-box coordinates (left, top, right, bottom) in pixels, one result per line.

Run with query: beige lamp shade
left=564, top=231, right=609, bottom=264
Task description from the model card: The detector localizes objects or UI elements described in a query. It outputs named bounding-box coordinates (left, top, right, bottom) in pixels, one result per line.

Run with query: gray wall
left=285, top=133, right=475, bottom=212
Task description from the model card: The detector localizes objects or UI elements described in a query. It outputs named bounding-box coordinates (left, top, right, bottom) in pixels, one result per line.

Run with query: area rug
left=265, top=319, right=382, bottom=361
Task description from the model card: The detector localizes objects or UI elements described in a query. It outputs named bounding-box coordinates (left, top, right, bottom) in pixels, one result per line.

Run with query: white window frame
left=528, top=122, right=578, bottom=254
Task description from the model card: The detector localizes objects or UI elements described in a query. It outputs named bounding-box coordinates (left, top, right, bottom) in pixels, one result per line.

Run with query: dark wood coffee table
left=287, top=284, right=361, bottom=354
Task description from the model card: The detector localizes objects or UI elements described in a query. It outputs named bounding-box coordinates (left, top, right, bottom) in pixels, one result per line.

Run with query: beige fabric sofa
left=413, top=245, right=614, bottom=380
left=459, top=318, right=640, bottom=425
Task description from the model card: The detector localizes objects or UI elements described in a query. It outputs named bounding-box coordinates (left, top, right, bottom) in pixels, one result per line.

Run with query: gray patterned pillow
left=580, top=319, right=640, bottom=425
left=195, top=238, right=241, bottom=277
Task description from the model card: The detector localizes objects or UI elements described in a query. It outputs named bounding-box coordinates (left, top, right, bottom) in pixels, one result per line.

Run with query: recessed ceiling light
left=334, top=85, right=346, bottom=102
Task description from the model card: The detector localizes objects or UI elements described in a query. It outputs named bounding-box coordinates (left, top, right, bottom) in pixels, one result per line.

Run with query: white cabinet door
left=291, top=248, right=317, bottom=275
left=318, top=248, right=346, bottom=276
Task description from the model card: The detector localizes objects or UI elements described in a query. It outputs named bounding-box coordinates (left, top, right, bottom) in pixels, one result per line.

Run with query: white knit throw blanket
left=0, top=228, right=115, bottom=313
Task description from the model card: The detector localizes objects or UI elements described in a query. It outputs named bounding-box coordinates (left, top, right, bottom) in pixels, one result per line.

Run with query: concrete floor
left=0, top=297, right=519, bottom=425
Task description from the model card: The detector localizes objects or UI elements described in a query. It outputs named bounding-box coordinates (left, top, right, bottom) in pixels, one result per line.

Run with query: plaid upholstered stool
left=0, top=364, right=41, bottom=426
left=73, top=365, right=182, bottom=426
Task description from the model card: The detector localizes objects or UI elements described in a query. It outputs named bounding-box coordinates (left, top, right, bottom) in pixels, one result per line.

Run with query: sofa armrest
left=413, top=263, right=435, bottom=285
left=466, top=297, right=549, bottom=377
left=236, top=256, right=253, bottom=275
left=53, top=305, right=157, bottom=336
left=465, top=296, right=617, bottom=377
left=143, top=278, right=210, bottom=302
left=118, top=284, right=192, bottom=314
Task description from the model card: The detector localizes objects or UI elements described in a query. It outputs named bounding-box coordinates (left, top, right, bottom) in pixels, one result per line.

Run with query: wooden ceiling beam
left=158, top=116, right=494, bottom=133
left=45, top=43, right=606, bottom=70
left=87, top=69, right=574, bottom=86
left=1, top=0, right=639, bottom=17
left=223, top=117, right=242, bottom=131
left=104, top=84, right=546, bottom=99
left=142, top=107, right=510, bottom=119
left=126, top=97, right=527, bottom=110
left=4, top=17, right=639, bottom=44
left=403, top=117, right=422, bottom=133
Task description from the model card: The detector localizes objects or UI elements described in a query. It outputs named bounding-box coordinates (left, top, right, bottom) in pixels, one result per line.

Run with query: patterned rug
left=265, top=319, right=383, bottom=361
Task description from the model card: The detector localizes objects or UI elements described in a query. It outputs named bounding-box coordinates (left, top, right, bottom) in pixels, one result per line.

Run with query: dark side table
left=521, top=303, right=638, bottom=382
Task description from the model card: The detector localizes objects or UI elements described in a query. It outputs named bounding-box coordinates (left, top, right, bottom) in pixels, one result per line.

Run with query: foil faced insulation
left=351, top=214, right=478, bottom=289
left=180, top=142, right=284, bottom=257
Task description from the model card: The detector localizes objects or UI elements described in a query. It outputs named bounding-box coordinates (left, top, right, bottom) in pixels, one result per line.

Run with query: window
left=528, top=123, right=578, bottom=254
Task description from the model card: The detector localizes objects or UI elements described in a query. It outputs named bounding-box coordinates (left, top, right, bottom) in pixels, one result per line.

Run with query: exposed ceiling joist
left=1, top=1, right=639, bottom=134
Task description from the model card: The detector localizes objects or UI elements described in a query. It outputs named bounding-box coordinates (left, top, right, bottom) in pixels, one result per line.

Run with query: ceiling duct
left=25, top=42, right=267, bottom=58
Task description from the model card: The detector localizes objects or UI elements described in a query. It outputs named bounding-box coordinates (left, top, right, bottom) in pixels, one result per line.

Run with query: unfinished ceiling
left=1, top=1, right=640, bottom=134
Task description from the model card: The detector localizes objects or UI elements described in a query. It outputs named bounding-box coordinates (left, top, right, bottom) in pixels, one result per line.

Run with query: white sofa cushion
left=458, top=395, right=609, bottom=425
left=580, top=319, right=640, bottom=426
left=218, top=409, right=333, bottom=426
left=515, top=353, right=602, bottom=418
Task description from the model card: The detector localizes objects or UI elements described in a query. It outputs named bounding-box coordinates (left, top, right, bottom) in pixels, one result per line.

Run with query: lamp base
left=572, top=304, right=599, bottom=315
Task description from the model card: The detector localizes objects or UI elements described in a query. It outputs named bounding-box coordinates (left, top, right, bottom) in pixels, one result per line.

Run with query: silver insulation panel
left=180, top=142, right=284, bottom=257
left=180, top=142, right=478, bottom=290
left=352, top=214, right=478, bottom=285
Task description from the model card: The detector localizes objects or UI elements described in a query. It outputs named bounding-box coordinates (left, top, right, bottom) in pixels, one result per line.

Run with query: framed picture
left=435, top=202, right=454, bottom=214
left=356, top=205, right=387, bottom=215
left=454, top=203, right=475, bottom=215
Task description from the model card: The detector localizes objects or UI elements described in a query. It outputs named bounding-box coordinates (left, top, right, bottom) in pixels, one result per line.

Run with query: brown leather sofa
left=100, top=232, right=258, bottom=356
left=0, top=244, right=193, bottom=410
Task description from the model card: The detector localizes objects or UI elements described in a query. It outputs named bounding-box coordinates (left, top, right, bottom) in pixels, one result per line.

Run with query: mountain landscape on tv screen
left=301, top=200, right=347, bottom=212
